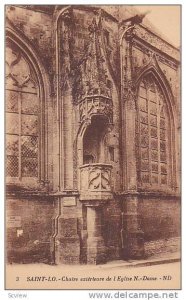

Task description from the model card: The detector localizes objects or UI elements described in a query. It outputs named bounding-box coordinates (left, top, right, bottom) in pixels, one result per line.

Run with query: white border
left=0, top=1, right=185, bottom=299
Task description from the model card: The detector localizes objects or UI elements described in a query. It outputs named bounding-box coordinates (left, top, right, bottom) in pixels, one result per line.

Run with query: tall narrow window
left=137, top=74, right=169, bottom=187
left=6, top=44, right=39, bottom=179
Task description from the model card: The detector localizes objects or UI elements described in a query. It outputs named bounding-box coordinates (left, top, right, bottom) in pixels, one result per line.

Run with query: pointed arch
left=136, top=61, right=176, bottom=124
left=135, top=64, right=177, bottom=190
left=5, top=21, right=51, bottom=184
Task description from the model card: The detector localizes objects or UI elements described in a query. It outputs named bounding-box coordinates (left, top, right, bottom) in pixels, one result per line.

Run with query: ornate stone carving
left=59, top=12, right=113, bottom=123
left=123, top=79, right=137, bottom=111
left=88, top=166, right=111, bottom=191
left=79, top=163, right=113, bottom=200
left=78, top=17, right=113, bottom=109
left=134, top=25, right=179, bottom=61
left=132, top=41, right=178, bottom=73
left=79, top=95, right=113, bottom=123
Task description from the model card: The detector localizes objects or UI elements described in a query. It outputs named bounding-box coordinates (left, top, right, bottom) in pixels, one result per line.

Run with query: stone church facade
left=5, top=5, right=181, bottom=264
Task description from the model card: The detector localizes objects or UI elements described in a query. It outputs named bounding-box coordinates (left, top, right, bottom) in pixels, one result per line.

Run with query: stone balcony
left=79, top=163, right=113, bottom=201
left=79, top=93, right=113, bottom=124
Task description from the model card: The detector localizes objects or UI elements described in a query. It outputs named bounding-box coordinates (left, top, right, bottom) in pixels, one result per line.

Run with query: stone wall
left=139, top=197, right=180, bottom=257
left=6, top=197, right=54, bottom=263
left=103, top=198, right=121, bottom=260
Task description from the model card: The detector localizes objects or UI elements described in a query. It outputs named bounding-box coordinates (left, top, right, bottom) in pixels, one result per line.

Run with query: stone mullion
left=124, top=41, right=138, bottom=191
left=36, top=89, right=41, bottom=181
left=18, top=91, right=22, bottom=179
left=156, top=88, right=161, bottom=185
left=125, top=99, right=137, bottom=190
left=60, top=93, right=64, bottom=190
left=147, top=87, right=151, bottom=185
left=59, top=25, right=64, bottom=191
left=139, top=109, right=143, bottom=186
left=164, top=112, right=168, bottom=185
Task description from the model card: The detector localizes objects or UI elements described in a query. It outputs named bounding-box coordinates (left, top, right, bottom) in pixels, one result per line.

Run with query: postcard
left=5, top=4, right=181, bottom=290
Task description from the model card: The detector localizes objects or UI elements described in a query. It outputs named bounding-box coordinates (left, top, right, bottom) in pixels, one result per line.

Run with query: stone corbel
left=123, top=79, right=137, bottom=111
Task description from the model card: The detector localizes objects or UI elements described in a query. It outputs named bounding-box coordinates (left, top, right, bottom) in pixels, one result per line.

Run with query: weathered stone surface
left=5, top=5, right=180, bottom=265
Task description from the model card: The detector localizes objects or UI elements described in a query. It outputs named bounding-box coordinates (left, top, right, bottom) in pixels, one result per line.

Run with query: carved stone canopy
left=80, top=17, right=112, bottom=101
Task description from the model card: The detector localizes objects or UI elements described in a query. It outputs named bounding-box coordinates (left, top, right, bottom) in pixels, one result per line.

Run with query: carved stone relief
left=80, top=164, right=112, bottom=192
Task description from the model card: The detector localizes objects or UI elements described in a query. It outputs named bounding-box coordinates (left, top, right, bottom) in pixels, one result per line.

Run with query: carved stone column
left=120, top=21, right=144, bottom=259
left=120, top=90, right=144, bottom=258
left=85, top=202, right=107, bottom=264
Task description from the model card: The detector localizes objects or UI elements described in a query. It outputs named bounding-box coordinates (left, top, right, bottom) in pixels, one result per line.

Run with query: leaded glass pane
left=21, top=93, right=39, bottom=114
left=149, top=102, right=157, bottom=115
left=151, top=138, right=158, bottom=150
left=141, top=134, right=149, bottom=147
left=152, top=162, right=158, bottom=173
left=6, top=135, right=19, bottom=155
left=160, top=151, right=167, bottom=163
left=161, top=163, right=167, bottom=174
left=21, top=157, right=38, bottom=177
left=6, top=90, right=19, bottom=112
left=139, top=86, right=147, bottom=98
left=150, top=127, right=158, bottom=138
left=161, top=174, right=167, bottom=184
left=140, top=111, right=148, bottom=124
left=160, top=129, right=166, bottom=140
left=139, top=97, right=147, bottom=112
left=160, top=141, right=166, bottom=151
left=141, top=148, right=149, bottom=160
left=151, top=173, right=158, bottom=184
left=6, top=156, right=18, bottom=177
left=151, top=149, right=158, bottom=161
left=140, top=123, right=148, bottom=135
left=150, top=115, right=157, bottom=127
left=21, top=136, right=38, bottom=158
left=141, top=160, right=149, bottom=171
left=149, top=90, right=156, bottom=103
left=6, top=45, right=39, bottom=179
left=141, top=171, right=149, bottom=183
left=21, top=115, right=38, bottom=136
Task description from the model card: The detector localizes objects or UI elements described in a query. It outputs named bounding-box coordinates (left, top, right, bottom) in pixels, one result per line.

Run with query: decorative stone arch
left=6, top=22, right=51, bottom=184
left=135, top=62, right=177, bottom=190
left=75, top=114, right=112, bottom=189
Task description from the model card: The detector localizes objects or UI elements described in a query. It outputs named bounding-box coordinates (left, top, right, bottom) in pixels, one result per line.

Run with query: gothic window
left=6, top=44, right=39, bottom=179
left=137, top=74, right=170, bottom=187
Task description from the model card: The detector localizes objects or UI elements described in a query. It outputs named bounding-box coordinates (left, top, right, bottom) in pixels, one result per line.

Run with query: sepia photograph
left=5, top=4, right=181, bottom=290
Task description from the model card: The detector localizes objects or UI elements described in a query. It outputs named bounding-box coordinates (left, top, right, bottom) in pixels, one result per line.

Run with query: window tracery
left=6, top=44, right=39, bottom=179
left=137, top=74, right=169, bottom=187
